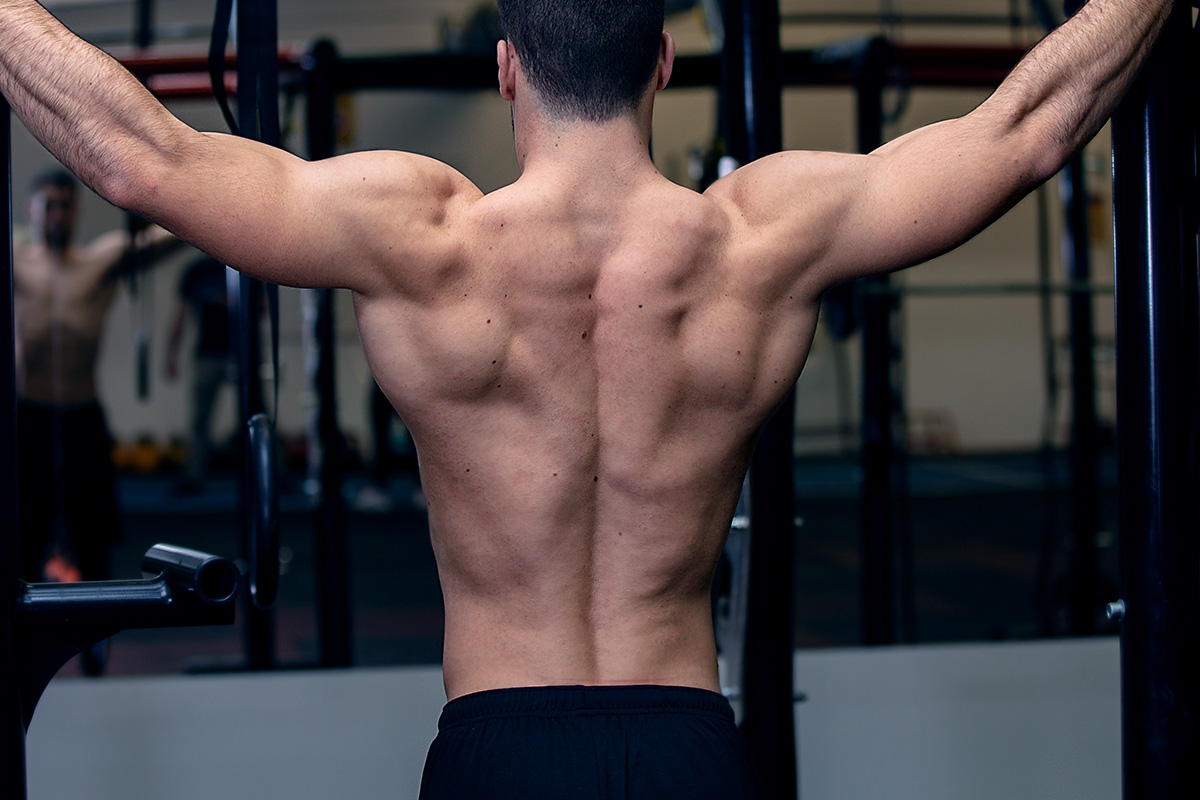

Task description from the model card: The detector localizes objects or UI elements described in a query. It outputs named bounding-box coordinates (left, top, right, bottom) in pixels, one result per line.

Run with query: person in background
left=15, top=168, right=183, bottom=673
left=165, top=255, right=234, bottom=494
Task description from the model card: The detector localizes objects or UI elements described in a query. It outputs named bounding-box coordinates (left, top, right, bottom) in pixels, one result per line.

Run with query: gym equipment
left=210, top=0, right=284, bottom=668
left=301, top=38, right=353, bottom=668
left=246, top=413, right=279, bottom=609
left=15, top=544, right=241, bottom=729
left=1, top=2, right=284, bottom=795
left=1110, top=2, right=1200, bottom=795
left=719, top=3, right=797, bottom=798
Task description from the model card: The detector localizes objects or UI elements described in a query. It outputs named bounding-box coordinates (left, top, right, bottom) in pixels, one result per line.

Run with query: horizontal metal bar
left=894, top=45, right=1027, bottom=87
left=782, top=13, right=1030, bottom=28
left=81, top=23, right=213, bottom=46
left=23, top=40, right=1021, bottom=99
left=111, top=42, right=1025, bottom=91
left=44, top=0, right=129, bottom=9
left=17, top=577, right=235, bottom=629
left=336, top=53, right=498, bottom=91
left=332, top=44, right=1025, bottom=93
left=864, top=281, right=1114, bottom=297
left=117, top=51, right=301, bottom=76
left=143, top=74, right=234, bottom=100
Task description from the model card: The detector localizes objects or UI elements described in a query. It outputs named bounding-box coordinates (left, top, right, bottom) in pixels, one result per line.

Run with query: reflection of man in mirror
left=14, top=168, right=181, bottom=598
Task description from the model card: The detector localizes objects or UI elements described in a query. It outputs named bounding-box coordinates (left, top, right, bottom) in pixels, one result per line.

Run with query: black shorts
left=419, top=684, right=764, bottom=800
left=17, top=399, right=120, bottom=582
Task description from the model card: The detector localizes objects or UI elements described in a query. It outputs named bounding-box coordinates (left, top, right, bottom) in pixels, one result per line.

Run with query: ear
left=656, top=32, right=676, bottom=91
left=497, top=39, right=517, bottom=101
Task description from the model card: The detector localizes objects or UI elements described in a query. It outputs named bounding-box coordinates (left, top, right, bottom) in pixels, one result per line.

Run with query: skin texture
left=15, top=183, right=178, bottom=404
left=0, top=0, right=1175, bottom=698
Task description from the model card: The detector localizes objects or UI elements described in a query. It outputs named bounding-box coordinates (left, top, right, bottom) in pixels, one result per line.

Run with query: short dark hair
left=31, top=168, right=78, bottom=198
left=498, top=0, right=665, bottom=122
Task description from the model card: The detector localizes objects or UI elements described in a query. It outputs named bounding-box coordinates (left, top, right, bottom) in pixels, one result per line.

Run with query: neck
left=36, top=234, right=71, bottom=259
left=514, top=107, right=657, bottom=182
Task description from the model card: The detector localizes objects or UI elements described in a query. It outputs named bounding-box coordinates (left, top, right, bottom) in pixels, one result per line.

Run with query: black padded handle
left=141, top=543, right=240, bottom=605
left=247, top=412, right=279, bottom=608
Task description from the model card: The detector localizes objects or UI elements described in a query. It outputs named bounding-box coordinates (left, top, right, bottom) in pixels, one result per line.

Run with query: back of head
left=498, top=0, right=665, bottom=122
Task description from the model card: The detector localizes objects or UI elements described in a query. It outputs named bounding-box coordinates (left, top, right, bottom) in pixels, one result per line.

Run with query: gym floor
left=59, top=449, right=1120, bottom=677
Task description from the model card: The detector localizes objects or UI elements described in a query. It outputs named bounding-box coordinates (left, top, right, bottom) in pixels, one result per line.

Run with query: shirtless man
left=14, top=169, right=178, bottom=589
left=0, top=0, right=1175, bottom=795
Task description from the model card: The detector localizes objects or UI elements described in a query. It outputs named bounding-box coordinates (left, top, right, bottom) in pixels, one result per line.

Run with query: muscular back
left=354, top=167, right=822, bottom=699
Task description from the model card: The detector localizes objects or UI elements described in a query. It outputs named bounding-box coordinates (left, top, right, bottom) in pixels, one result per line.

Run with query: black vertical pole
left=304, top=40, right=353, bottom=668
left=1060, top=151, right=1099, bottom=635
left=0, top=100, right=27, bottom=800
left=723, top=2, right=797, bottom=798
left=134, top=0, right=153, bottom=50
left=855, top=39, right=899, bottom=647
left=128, top=0, right=154, bottom=405
left=1111, top=4, right=1200, bottom=798
left=234, top=0, right=278, bottom=670
left=232, top=284, right=272, bottom=668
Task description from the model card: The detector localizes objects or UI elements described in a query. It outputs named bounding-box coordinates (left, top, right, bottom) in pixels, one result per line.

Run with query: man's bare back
left=355, top=145, right=823, bottom=698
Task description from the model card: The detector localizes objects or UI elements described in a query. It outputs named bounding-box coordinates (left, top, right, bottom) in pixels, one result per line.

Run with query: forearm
left=112, top=226, right=188, bottom=278
left=0, top=0, right=190, bottom=206
left=986, top=0, right=1174, bottom=174
left=139, top=227, right=189, bottom=264
left=793, top=0, right=1177, bottom=287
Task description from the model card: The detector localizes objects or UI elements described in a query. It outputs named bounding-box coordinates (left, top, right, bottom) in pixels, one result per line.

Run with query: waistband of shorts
left=438, top=684, right=734, bottom=730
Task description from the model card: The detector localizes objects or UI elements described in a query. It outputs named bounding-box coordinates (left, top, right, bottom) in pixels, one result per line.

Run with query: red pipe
left=110, top=50, right=301, bottom=100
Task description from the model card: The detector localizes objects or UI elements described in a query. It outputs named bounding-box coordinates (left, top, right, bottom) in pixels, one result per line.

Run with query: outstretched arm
left=107, top=225, right=190, bottom=280
left=0, top=0, right=479, bottom=294
left=709, top=0, right=1175, bottom=299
